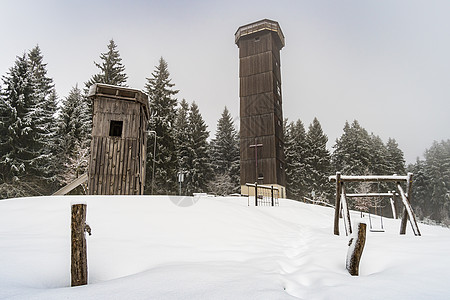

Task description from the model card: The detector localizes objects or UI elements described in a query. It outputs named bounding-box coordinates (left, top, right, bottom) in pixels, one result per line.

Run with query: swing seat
left=370, top=228, right=385, bottom=232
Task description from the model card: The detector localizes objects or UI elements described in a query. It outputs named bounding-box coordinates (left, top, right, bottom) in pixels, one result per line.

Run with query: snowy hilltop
left=1, top=195, right=449, bottom=299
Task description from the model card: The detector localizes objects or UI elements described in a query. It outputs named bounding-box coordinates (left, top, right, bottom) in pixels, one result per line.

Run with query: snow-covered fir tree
left=85, top=39, right=128, bottom=89
left=304, top=117, right=332, bottom=201
left=423, top=140, right=450, bottom=223
left=332, top=120, right=372, bottom=177
left=174, top=99, right=190, bottom=195
left=0, top=49, right=57, bottom=197
left=145, top=57, right=179, bottom=194
left=368, top=134, right=389, bottom=175
left=209, top=106, right=240, bottom=195
left=28, top=45, right=59, bottom=184
left=55, top=85, right=90, bottom=189
left=0, top=54, right=37, bottom=180
left=184, top=102, right=212, bottom=194
left=408, top=158, right=430, bottom=220
left=284, top=119, right=308, bottom=200
left=385, top=138, right=406, bottom=175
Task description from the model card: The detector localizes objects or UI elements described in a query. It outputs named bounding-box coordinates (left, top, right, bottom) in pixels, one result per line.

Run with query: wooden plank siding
left=88, top=136, right=144, bottom=195
left=88, top=84, right=149, bottom=195
left=236, top=20, right=286, bottom=189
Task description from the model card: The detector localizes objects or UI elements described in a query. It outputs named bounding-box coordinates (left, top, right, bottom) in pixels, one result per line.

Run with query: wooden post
left=334, top=172, right=342, bottom=235
left=71, top=203, right=89, bottom=286
left=400, top=173, right=414, bottom=234
left=341, top=183, right=352, bottom=235
left=390, top=194, right=397, bottom=219
left=254, top=182, right=258, bottom=206
left=346, top=222, right=366, bottom=276
left=397, top=180, right=421, bottom=236
left=271, top=185, right=274, bottom=206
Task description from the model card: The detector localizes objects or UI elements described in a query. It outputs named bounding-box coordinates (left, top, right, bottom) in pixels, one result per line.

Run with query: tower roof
left=235, top=19, right=285, bottom=47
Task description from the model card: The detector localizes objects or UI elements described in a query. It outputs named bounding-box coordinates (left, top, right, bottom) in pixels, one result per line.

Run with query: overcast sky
left=1, top=0, right=449, bottom=164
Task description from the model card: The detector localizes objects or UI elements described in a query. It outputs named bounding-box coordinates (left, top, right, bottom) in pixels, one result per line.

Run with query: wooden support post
left=271, top=185, right=274, bottom=207
left=390, top=195, right=397, bottom=219
left=346, top=222, right=366, bottom=276
left=71, top=203, right=90, bottom=286
left=334, top=172, right=342, bottom=235
left=341, top=183, right=352, bottom=236
left=254, top=182, right=258, bottom=207
left=400, top=172, right=414, bottom=234
left=397, top=180, right=421, bottom=236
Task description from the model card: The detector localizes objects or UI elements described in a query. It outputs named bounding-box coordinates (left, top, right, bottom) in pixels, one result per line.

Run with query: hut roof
left=88, top=83, right=150, bottom=118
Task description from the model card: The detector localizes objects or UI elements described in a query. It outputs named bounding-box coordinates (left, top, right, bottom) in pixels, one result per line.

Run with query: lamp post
left=148, top=131, right=157, bottom=195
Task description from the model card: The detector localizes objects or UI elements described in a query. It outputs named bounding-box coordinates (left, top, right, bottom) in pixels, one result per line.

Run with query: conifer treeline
left=0, top=40, right=448, bottom=224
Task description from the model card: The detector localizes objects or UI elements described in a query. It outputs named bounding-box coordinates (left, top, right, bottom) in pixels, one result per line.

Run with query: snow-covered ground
left=1, top=195, right=449, bottom=299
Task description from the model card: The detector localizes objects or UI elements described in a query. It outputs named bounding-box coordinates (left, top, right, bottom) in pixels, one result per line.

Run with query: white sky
left=1, top=0, right=449, bottom=164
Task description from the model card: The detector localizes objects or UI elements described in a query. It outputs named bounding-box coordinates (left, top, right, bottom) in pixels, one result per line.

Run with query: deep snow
left=0, top=195, right=449, bottom=299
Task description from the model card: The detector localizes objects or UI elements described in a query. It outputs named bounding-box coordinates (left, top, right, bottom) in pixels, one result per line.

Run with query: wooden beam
left=397, top=181, right=421, bottom=236
left=390, top=196, right=397, bottom=219
left=334, top=172, right=342, bottom=235
left=341, top=183, right=352, bottom=236
left=53, top=174, right=88, bottom=196
left=345, top=193, right=395, bottom=198
left=329, top=175, right=408, bottom=182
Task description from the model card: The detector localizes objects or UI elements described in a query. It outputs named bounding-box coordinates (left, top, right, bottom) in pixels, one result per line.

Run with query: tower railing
left=235, top=19, right=285, bottom=46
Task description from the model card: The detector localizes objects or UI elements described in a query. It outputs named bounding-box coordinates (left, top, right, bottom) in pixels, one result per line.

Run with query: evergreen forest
left=1, top=41, right=449, bottom=225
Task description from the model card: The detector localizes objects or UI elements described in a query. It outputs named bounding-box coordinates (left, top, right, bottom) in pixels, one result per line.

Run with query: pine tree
left=305, top=117, right=332, bottom=201
left=368, top=134, right=389, bottom=175
left=85, top=39, right=128, bottom=89
left=209, top=106, right=240, bottom=195
left=174, top=99, right=190, bottom=195
left=423, top=140, right=450, bottom=223
left=55, top=85, right=91, bottom=187
left=332, top=120, right=372, bottom=176
left=284, top=119, right=308, bottom=200
left=184, top=102, right=211, bottom=194
left=0, top=53, right=36, bottom=181
left=385, top=138, right=406, bottom=175
left=145, top=57, right=179, bottom=194
left=408, top=158, right=430, bottom=220
left=28, top=45, right=58, bottom=183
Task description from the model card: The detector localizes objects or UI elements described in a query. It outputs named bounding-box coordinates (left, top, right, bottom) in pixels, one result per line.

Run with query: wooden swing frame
left=329, top=172, right=421, bottom=236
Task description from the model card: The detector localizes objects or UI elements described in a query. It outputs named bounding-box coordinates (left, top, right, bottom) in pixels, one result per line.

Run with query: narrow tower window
left=109, top=120, right=123, bottom=137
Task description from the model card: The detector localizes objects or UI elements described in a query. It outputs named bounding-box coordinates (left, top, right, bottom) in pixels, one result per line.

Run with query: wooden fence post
left=254, top=182, right=258, bottom=206
left=346, top=222, right=366, bottom=276
left=271, top=185, right=274, bottom=206
left=334, top=172, right=342, bottom=235
left=71, top=203, right=90, bottom=287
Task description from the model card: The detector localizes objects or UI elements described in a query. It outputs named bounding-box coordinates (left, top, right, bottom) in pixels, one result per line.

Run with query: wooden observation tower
left=235, top=19, right=286, bottom=197
left=87, top=83, right=149, bottom=195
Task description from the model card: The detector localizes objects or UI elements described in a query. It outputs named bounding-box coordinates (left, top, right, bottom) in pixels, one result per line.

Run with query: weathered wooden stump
left=346, top=222, right=366, bottom=276
left=71, top=203, right=90, bottom=286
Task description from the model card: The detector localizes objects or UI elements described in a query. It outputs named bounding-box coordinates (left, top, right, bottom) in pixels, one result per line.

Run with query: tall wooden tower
left=87, top=83, right=149, bottom=195
left=235, top=19, right=286, bottom=197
